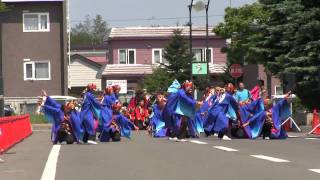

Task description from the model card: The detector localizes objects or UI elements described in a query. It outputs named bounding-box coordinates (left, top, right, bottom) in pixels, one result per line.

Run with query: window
left=192, top=48, right=213, bottom=62
left=152, top=49, right=169, bottom=64
left=23, top=13, right=50, bottom=32
left=153, top=49, right=161, bottom=64
left=193, top=49, right=204, bottom=62
left=275, top=85, right=284, bottom=95
left=24, top=61, right=51, bottom=81
left=118, top=49, right=136, bottom=64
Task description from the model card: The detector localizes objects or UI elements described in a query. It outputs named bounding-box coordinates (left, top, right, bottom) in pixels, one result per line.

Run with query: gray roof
left=100, top=63, right=226, bottom=77
left=1, top=0, right=63, bottom=2
left=108, top=26, right=216, bottom=39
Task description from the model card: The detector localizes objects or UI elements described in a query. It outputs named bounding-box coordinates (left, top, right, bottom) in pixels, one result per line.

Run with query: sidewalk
left=32, top=124, right=51, bottom=131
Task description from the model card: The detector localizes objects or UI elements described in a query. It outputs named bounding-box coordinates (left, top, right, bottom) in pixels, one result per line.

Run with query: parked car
left=4, top=105, right=14, bottom=116
left=49, top=96, right=79, bottom=105
left=36, top=96, right=80, bottom=114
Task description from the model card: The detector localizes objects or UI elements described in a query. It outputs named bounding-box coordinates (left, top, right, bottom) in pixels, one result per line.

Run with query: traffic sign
left=192, top=62, right=208, bottom=75
left=229, top=64, right=243, bottom=78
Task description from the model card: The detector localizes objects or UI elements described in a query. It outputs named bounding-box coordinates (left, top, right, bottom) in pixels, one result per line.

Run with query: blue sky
left=70, top=0, right=256, bottom=27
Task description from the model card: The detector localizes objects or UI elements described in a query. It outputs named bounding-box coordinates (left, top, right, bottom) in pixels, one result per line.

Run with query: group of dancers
left=39, top=79, right=292, bottom=145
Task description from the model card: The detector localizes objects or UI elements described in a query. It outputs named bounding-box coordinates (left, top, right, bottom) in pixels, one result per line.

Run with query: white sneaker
left=265, top=137, right=270, bottom=140
left=220, top=136, right=232, bottom=141
left=176, top=139, right=188, bottom=142
left=213, top=134, right=218, bottom=137
left=169, top=137, right=178, bottom=141
left=87, top=140, right=98, bottom=145
left=0, top=158, right=4, bottom=163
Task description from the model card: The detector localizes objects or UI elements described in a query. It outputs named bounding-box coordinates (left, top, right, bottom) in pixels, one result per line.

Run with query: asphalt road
left=1, top=130, right=320, bottom=180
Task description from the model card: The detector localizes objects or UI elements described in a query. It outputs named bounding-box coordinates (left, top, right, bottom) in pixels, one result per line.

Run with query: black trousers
left=57, top=128, right=75, bottom=144
left=111, top=130, right=121, bottom=142
left=83, top=131, right=96, bottom=143
left=177, top=116, right=188, bottom=139
left=262, top=122, right=272, bottom=139
left=231, top=126, right=246, bottom=139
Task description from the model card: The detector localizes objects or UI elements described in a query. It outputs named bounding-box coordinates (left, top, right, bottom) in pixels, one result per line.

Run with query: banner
left=0, top=115, right=32, bottom=154
left=106, top=80, right=127, bottom=94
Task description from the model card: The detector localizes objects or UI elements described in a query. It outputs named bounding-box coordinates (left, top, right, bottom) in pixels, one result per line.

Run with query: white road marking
left=288, top=135, right=299, bottom=138
left=40, top=145, right=61, bottom=180
left=213, top=146, right=239, bottom=152
left=250, top=155, right=290, bottom=163
left=309, top=169, right=320, bottom=174
left=188, top=140, right=208, bottom=145
left=305, top=138, right=319, bottom=140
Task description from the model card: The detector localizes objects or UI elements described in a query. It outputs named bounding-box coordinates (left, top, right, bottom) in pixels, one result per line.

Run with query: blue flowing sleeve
left=86, top=92, right=101, bottom=120
left=162, top=92, right=179, bottom=129
left=178, top=89, right=196, bottom=107
left=226, top=95, right=239, bottom=121
left=42, top=96, right=62, bottom=124
left=87, top=93, right=101, bottom=110
left=175, top=89, right=196, bottom=119
left=45, top=96, right=61, bottom=109
left=271, top=99, right=290, bottom=139
left=70, top=110, right=84, bottom=142
left=115, top=114, right=135, bottom=139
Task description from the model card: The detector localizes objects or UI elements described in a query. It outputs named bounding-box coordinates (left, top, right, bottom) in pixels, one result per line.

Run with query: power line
left=70, top=14, right=224, bottom=23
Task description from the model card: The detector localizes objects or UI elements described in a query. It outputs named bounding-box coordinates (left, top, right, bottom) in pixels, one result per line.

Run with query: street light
left=188, top=0, right=211, bottom=80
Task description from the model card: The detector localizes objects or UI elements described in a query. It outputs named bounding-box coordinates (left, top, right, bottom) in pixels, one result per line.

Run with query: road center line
left=188, top=140, right=208, bottom=145
left=213, top=146, right=239, bottom=152
left=40, top=145, right=61, bottom=180
left=309, top=169, right=320, bottom=174
left=250, top=155, right=290, bottom=163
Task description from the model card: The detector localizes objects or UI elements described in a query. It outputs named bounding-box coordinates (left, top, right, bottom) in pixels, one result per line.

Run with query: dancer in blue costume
left=204, top=84, right=239, bottom=140
left=242, top=92, right=292, bottom=139
left=40, top=90, right=82, bottom=144
left=171, top=81, right=201, bottom=141
left=263, top=94, right=291, bottom=139
left=162, top=80, right=181, bottom=138
left=149, top=94, right=167, bottom=137
left=99, top=86, right=114, bottom=132
left=80, top=83, right=101, bottom=144
left=238, top=98, right=265, bottom=139
left=100, top=102, right=138, bottom=142
left=194, top=87, right=216, bottom=134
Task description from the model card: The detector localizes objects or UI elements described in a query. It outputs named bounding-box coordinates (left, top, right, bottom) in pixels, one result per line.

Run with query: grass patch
left=29, top=114, right=49, bottom=124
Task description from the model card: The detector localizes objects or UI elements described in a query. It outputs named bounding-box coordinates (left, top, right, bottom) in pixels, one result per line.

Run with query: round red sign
left=229, top=64, right=243, bottom=78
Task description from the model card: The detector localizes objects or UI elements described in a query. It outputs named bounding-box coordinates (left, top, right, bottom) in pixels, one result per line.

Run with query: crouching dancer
left=39, top=90, right=82, bottom=144
left=100, top=102, right=138, bottom=142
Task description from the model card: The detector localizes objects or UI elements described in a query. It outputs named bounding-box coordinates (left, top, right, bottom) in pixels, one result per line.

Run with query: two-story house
left=100, top=26, right=227, bottom=96
left=0, top=0, right=67, bottom=114
left=69, top=44, right=108, bottom=95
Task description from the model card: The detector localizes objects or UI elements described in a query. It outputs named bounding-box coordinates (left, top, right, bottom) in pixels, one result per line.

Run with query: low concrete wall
left=5, top=97, right=39, bottom=115
left=293, top=111, right=313, bottom=126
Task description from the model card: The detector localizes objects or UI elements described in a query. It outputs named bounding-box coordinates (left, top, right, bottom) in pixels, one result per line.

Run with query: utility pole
left=0, top=22, right=4, bottom=117
left=205, top=0, right=211, bottom=77
left=189, top=0, right=194, bottom=81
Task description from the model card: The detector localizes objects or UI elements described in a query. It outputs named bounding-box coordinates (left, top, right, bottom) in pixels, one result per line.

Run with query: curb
left=32, top=124, right=51, bottom=130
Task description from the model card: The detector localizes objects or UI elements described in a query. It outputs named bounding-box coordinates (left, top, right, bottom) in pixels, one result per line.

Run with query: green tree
left=143, top=68, right=173, bottom=93
left=252, top=0, right=320, bottom=109
left=0, top=2, right=8, bottom=12
left=214, top=3, right=270, bottom=83
left=215, top=0, right=320, bottom=109
left=162, top=29, right=191, bottom=82
left=71, top=15, right=110, bottom=46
